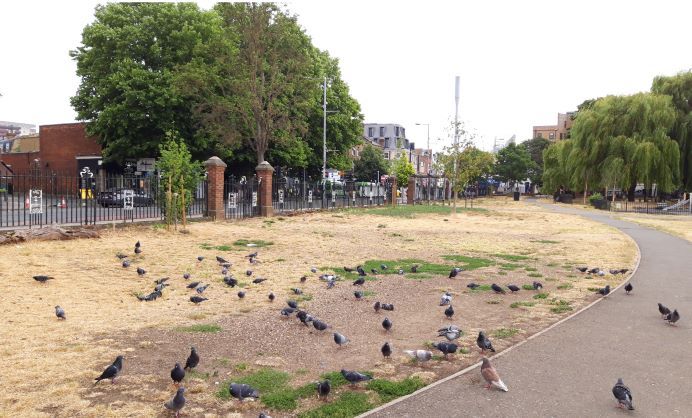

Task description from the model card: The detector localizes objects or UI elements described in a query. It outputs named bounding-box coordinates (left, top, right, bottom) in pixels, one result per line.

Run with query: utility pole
left=453, top=76, right=460, bottom=214
left=322, top=76, right=327, bottom=181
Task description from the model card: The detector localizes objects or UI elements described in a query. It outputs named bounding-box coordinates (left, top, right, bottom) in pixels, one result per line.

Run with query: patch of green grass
left=200, top=243, right=232, bottom=251
left=459, top=347, right=470, bottom=354
left=524, top=267, right=538, bottom=272
left=298, top=392, right=373, bottom=418
left=233, top=239, right=273, bottom=247
left=404, top=238, right=415, bottom=242
left=263, top=220, right=275, bottom=226
left=522, top=284, right=535, bottom=290
left=493, top=253, right=530, bottom=261
left=363, top=290, right=376, bottom=297
left=551, top=303, right=573, bottom=313
left=528, top=272, right=543, bottom=278
left=587, top=287, right=601, bottom=292
left=470, top=284, right=492, bottom=292
left=234, top=363, right=247, bottom=372
left=531, top=239, right=560, bottom=244
left=152, top=223, right=166, bottom=230
left=493, top=328, right=520, bottom=339
left=354, top=205, right=488, bottom=219
left=441, top=255, right=495, bottom=270
left=510, top=301, right=536, bottom=308
left=187, top=369, right=210, bottom=380
left=319, top=370, right=371, bottom=389
left=533, top=292, right=549, bottom=299
left=557, top=283, right=573, bottom=290
left=216, top=357, right=232, bottom=366
left=297, top=294, right=313, bottom=302
left=566, top=274, right=577, bottom=278
left=545, top=277, right=558, bottom=282
left=217, top=368, right=291, bottom=401
left=546, top=262, right=559, bottom=267
left=500, top=263, right=522, bottom=271
left=366, top=377, right=426, bottom=402
left=176, top=324, right=221, bottom=333
left=487, top=300, right=501, bottom=305
left=262, top=389, right=299, bottom=410
left=275, top=258, right=286, bottom=262
left=389, top=233, right=403, bottom=237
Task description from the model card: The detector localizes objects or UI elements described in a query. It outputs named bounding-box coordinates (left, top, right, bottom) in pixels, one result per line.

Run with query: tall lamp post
left=453, top=76, right=460, bottom=214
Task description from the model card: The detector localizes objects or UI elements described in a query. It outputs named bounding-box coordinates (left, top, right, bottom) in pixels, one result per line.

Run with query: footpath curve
left=363, top=202, right=692, bottom=418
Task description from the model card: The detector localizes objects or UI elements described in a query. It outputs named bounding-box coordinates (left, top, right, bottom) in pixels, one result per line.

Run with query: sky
left=1, top=0, right=690, bottom=153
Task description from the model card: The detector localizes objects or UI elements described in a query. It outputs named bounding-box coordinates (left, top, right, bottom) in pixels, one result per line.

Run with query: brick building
left=532, top=112, right=576, bottom=141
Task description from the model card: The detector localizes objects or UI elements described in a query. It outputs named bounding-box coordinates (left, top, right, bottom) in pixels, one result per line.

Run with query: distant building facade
left=362, top=123, right=431, bottom=175
left=532, top=112, right=575, bottom=141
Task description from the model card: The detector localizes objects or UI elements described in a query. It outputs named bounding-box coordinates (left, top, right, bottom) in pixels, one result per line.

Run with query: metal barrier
left=608, top=199, right=692, bottom=215
left=224, top=175, right=260, bottom=219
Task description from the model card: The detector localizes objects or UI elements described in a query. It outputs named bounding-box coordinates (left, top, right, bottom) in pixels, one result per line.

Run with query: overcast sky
left=1, top=1, right=690, bottom=152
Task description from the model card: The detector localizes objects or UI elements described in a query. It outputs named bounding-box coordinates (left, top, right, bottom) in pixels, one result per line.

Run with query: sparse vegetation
left=510, top=301, right=536, bottom=308
left=528, top=272, right=543, bottom=278
left=298, top=392, right=373, bottom=418
left=176, top=324, right=221, bottom=333
left=493, top=253, right=531, bottom=261
left=367, top=377, right=426, bottom=402
left=233, top=239, right=274, bottom=247
left=533, top=292, right=549, bottom=299
left=441, top=254, right=495, bottom=270
left=493, top=328, right=520, bottom=339
left=557, top=283, right=573, bottom=290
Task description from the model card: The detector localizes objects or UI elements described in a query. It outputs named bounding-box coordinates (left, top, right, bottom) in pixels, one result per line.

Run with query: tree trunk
left=582, top=174, right=589, bottom=205
left=627, top=184, right=635, bottom=202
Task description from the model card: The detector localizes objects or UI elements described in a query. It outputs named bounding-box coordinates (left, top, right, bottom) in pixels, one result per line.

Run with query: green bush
left=588, top=192, right=604, bottom=204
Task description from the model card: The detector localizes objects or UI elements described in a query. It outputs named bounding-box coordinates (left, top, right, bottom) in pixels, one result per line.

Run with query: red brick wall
left=40, top=123, right=102, bottom=174
left=0, top=152, right=39, bottom=172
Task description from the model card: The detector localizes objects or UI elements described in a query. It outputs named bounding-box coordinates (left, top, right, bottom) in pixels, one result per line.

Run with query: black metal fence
left=224, top=175, right=260, bottom=219
left=0, top=172, right=207, bottom=228
left=410, top=175, right=449, bottom=204
left=607, top=198, right=692, bottom=215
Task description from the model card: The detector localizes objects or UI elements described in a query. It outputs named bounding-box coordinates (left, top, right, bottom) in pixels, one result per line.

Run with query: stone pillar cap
left=256, top=161, right=274, bottom=172
left=204, top=156, right=227, bottom=168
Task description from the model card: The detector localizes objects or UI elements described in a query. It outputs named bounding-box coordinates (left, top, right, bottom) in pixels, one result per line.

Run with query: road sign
left=123, top=190, right=134, bottom=210
left=278, top=189, right=284, bottom=204
left=331, top=192, right=336, bottom=203
left=29, top=189, right=42, bottom=214
left=228, top=193, right=237, bottom=209
left=252, top=192, right=258, bottom=207
left=308, top=190, right=313, bottom=203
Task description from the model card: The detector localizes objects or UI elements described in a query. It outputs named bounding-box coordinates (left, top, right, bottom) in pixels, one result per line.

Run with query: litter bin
left=513, top=191, right=520, bottom=201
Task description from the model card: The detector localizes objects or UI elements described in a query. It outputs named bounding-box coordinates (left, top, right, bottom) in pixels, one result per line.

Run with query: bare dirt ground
left=0, top=198, right=637, bottom=417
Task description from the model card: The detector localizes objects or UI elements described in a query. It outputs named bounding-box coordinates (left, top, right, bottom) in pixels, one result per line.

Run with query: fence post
left=256, top=161, right=274, bottom=217
left=391, top=179, right=397, bottom=206
left=407, top=176, right=415, bottom=205
left=203, top=156, right=227, bottom=221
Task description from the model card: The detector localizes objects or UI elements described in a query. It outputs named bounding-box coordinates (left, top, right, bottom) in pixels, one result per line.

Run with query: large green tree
left=542, top=139, right=573, bottom=193
left=438, top=146, right=494, bottom=195
left=353, top=144, right=389, bottom=182
left=652, top=70, right=692, bottom=191
left=70, top=3, right=221, bottom=162
left=518, top=137, right=550, bottom=185
left=493, top=143, right=536, bottom=188
left=390, top=154, right=415, bottom=186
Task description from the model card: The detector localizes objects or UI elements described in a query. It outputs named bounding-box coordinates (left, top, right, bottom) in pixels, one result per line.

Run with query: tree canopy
left=353, top=144, right=389, bottom=182
left=438, top=146, right=494, bottom=194
left=390, top=154, right=415, bottom=186
left=518, top=137, right=550, bottom=184
left=493, top=143, right=535, bottom=186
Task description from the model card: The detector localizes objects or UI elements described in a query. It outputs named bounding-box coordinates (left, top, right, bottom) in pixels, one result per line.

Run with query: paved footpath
left=365, top=203, right=692, bottom=418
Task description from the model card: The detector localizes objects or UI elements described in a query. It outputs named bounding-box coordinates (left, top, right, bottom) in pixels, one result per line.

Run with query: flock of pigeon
left=32, top=239, right=679, bottom=415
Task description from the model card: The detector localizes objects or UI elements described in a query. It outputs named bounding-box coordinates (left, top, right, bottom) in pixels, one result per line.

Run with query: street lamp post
left=453, top=76, right=460, bottom=214
left=322, top=76, right=327, bottom=181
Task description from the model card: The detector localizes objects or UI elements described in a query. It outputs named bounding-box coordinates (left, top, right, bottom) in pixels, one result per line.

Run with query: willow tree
left=542, top=139, right=573, bottom=193
left=652, top=70, right=692, bottom=192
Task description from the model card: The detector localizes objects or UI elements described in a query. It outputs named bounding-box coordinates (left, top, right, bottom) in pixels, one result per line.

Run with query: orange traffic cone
left=25, top=197, right=30, bottom=209
left=60, top=196, right=67, bottom=208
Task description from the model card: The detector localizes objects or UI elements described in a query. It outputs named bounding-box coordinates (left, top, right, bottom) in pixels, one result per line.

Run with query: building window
left=395, top=126, right=400, bottom=136
left=402, top=128, right=405, bottom=137
left=384, top=152, right=390, bottom=159
left=549, top=132, right=555, bottom=140
left=384, top=138, right=390, bottom=148
left=379, top=126, right=385, bottom=137
left=368, top=127, right=374, bottom=137
left=536, top=132, right=543, bottom=139
left=559, top=133, right=564, bottom=140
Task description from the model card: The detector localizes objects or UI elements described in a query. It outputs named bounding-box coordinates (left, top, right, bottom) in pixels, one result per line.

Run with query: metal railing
left=608, top=199, right=692, bottom=215
left=224, top=175, right=260, bottom=219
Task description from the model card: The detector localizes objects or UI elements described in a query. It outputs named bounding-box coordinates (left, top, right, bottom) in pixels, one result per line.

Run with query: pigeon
left=597, top=270, right=606, bottom=276
left=246, top=251, right=258, bottom=259
left=597, top=285, right=611, bottom=296
left=164, top=387, right=186, bottom=417
left=287, top=300, right=298, bottom=309
left=54, top=305, right=66, bottom=320
left=154, top=277, right=170, bottom=285
left=371, top=268, right=378, bottom=275
left=381, top=342, right=392, bottom=358
left=467, top=283, right=480, bottom=290
left=184, top=347, right=199, bottom=370
left=291, top=288, right=303, bottom=295
left=381, top=303, right=394, bottom=311
left=122, top=260, right=131, bottom=268
left=317, top=380, right=331, bottom=398
left=444, top=305, right=454, bottom=319
left=95, top=355, right=124, bottom=384
left=221, top=268, right=229, bottom=276
left=116, top=253, right=128, bottom=259
left=135, top=240, right=141, bottom=248
left=216, top=256, right=228, bottom=264
left=577, top=267, right=588, bottom=273
left=137, top=267, right=146, bottom=276
left=658, top=303, right=671, bottom=318
left=298, top=312, right=314, bottom=326
left=171, top=363, right=185, bottom=385
left=438, top=325, right=462, bottom=341
left=588, top=267, right=600, bottom=274
left=354, top=290, right=364, bottom=300
left=259, top=412, right=272, bottom=418
left=477, top=331, right=495, bottom=352
left=300, top=275, right=308, bottom=283
left=223, top=277, right=238, bottom=287
left=374, top=301, right=381, bottom=312
left=197, top=256, right=204, bottom=262
left=356, top=266, right=367, bottom=276
left=624, top=283, right=633, bottom=294
left=481, top=357, right=508, bottom=391
left=432, top=342, right=458, bottom=358
left=439, top=292, right=452, bottom=306
left=333, top=332, right=349, bottom=347
left=341, top=369, right=372, bottom=385
left=196, top=284, right=209, bottom=294
left=246, top=270, right=253, bottom=276
left=252, top=278, right=267, bottom=284
left=280, top=307, right=296, bottom=317
left=326, top=277, right=336, bottom=289
left=619, top=268, right=629, bottom=274
left=380, top=264, right=388, bottom=270
left=411, top=264, right=419, bottom=273
left=134, top=246, right=142, bottom=255
left=449, top=268, right=459, bottom=279
left=382, top=317, right=392, bottom=332
left=665, top=309, right=680, bottom=325
left=154, top=283, right=168, bottom=292
left=507, top=285, right=520, bottom=293
left=353, top=277, right=365, bottom=286
left=268, top=292, right=275, bottom=302
left=344, top=266, right=355, bottom=273
left=404, top=349, right=433, bottom=363
left=186, top=281, right=200, bottom=289
left=491, top=283, right=506, bottom=294
left=33, top=275, right=54, bottom=283
left=533, top=281, right=543, bottom=290
left=183, top=273, right=190, bottom=280
left=311, top=267, right=317, bottom=273
left=229, top=382, right=260, bottom=401
left=221, top=262, right=231, bottom=269
left=612, top=378, right=634, bottom=410
left=609, top=269, right=620, bottom=275
left=398, top=269, right=404, bottom=275
left=190, top=296, right=207, bottom=304
left=237, top=291, right=246, bottom=299
left=313, top=319, right=329, bottom=331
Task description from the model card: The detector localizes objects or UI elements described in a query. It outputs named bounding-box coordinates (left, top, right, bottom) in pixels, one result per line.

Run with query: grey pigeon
left=370, top=268, right=378, bottom=275
left=291, top=287, right=303, bottom=295
left=287, top=300, right=298, bottom=309
left=311, top=267, right=317, bottom=273
left=438, top=325, right=462, bottom=341
left=259, top=413, right=272, bottom=418
left=326, top=277, right=336, bottom=289
left=507, top=285, right=520, bottom=293
left=122, top=260, right=131, bottom=268
left=187, top=281, right=200, bottom=289
left=439, top=292, right=452, bottom=306
left=55, top=305, right=66, bottom=320
left=313, top=319, right=329, bottom=331
left=246, top=251, right=258, bottom=259
left=353, top=277, right=365, bottom=286
left=491, top=283, right=505, bottom=294
left=116, top=253, right=128, bottom=259
left=164, top=387, right=186, bottom=417
left=477, top=331, right=495, bottom=352
left=411, top=264, right=419, bottom=273
left=449, top=268, right=458, bottom=279
left=624, top=283, right=633, bottom=294
left=444, top=305, right=454, bottom=319
left=354, top=290, right=364, bottom=300
left=135, top=240, right=141, bottom=248
left=280, top=307, right=296, bottom=317
left=432, top=342, right=458, bottom=358
left=380, top=264, right=388, bottom=270
left=382, top=317, right=392, bottom=331
left=223, top=276, right=238, bottom=287
left=154, top=277, right=170, bottom=285
left=94, top=355, right=124, bottom=384
left=404, top=349, right=433, bottom=363
left=229, top=382, right=260, bottom=401
left=577, top=267, right=588, bottom=273
left=268, top=292, right=275, bottom=302
left=246, top=270, right=253, bottom=276
left=658, top=303, right=671, bottom=318
left=237, top=291, right=246, bottom=299
left=619, top=268, right=629, bottom=274
left=467, top=283, right=480, bottom=289
left=171, top=363, right=185, bottom=384
left=197, top=256, right=204, bottom=262
left=136, top=267, right=146, bottom=276
left=333, top=332, right=349, bottom=347
left=589, top=267, right=600, bottom=274
left=609, top=269, right=620, bottom=275
left=184, top=347, right=199, bottom=370
left=381, top=303, right=394, bottom=311
left=33, top=275, right=54, bottom=283
left=356, top=265, right=367, bottom=276
left=612, top=378, right=634, bottom=410
left=343, top=266, right=355, bottom=272
left=398, top=269, right=404, bottom=275
left=216, top=256, right=228, bottom=264
left=183, top=273, right=190, bottom=279
left=317, top=380, right=331, bottom=397
left=190, top=296, right=207, bottom=304
left=300, top=275, right=308, bottom=283
left=533, top=281, right=543, bottom=290
left=154, top=283, right=168, bottom=292
left=253, top=278, right=267, bottom=284
left=374, top=301, right=381, bottom=312
left=597, top=285, right=611, bottom=296
left=134, top=246, right=142, bottom=254
left=381, top=342, right=392, bottom=358
left=665, top=309, right=680, bottom=325
left=195, top=284, right=209, bottom=294
left=341, top=369, right=372, bottom=385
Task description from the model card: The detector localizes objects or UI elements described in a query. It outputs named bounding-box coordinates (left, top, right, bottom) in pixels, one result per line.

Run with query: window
left=536, top=132, right=543, bottom=139
left=384, top=152, right=390, bottom=159
left=368, top=127, right=375, bottom=137
left=384, top=138, right=390, bottom=148
left=402, top=128, right=405, bottom=137
left=549, top=132, right=555, bottom=140
left=379, top=126, right=385, bottom=137
left=395, top=126, right=400, bottom=136
left=559, top=133, right=564, bottom=140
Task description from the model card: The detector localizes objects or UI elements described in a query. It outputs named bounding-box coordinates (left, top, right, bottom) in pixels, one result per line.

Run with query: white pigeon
left=404, top=350, right=433, bottom=363
left=439, top=292, right=453, bottom=306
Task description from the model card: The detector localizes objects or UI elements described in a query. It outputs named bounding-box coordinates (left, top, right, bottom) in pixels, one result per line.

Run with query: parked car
left=97, top=188, right=154, bottom=208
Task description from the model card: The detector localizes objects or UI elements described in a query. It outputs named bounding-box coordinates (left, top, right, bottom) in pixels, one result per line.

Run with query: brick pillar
left=256, top=161, right=274, bottom=217
left=390, top=179, right=397, bottom=206
left=407, top=176, right=416, bottom=205
left=203, top=156, right=227, bottom=220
